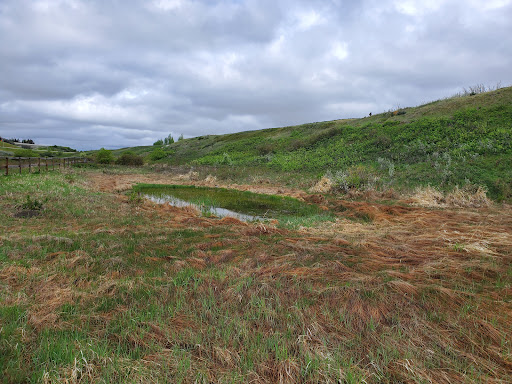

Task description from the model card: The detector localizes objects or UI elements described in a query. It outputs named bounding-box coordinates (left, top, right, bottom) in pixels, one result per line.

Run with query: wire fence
left=1, top=157, right=88, bottom=176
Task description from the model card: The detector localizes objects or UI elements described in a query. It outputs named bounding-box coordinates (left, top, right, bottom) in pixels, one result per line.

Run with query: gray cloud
left=1, top=0, right=511, bottom=150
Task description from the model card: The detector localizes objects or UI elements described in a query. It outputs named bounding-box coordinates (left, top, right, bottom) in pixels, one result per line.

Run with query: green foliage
left=128, top=191, right=144, bottom=205
left=13, top=149, right=38, bottom=157
left=154, top=134, right=175, bottom=146
left=39, top=151, right=56, bottom=157
left=187, top=89, right=512, bottom=200
left=327, top=165, right=382, bottom=192
left=95, top=148, right=114, bottom=164
left=149, top=148, right=169, bottom=161
left=116, top=152, right=144, bottom=166
left=164, top=134, right=174, bottom=145
left=134, top=184, right=327, bottom=219
left=50, top=145, right=77, bottom=152
left=104, top=86, right=512, bottom=200
left=20, top=195, right=45, bottom=210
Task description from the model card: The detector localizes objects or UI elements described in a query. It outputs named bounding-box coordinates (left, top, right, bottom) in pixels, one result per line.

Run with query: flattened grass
left=1, top=170, right=511, bottom=383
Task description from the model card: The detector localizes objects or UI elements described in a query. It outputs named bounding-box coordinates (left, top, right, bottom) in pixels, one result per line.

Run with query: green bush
left=150, top=148, right=168, bottom=161
left=95, top=148, right=114, bottom=164
left=20, top=195, right=45, bottom=210
left=39, top=151, right=57, bottom=157
left=115, top=152, right=144, bottom=166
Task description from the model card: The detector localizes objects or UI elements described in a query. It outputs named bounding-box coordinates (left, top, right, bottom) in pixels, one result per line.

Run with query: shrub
left=327, top=165, right=381, bottom=193
left=150, top=148, right=168, bottom=161
left=20, top=195, right=45, bottom=210
left=95, top=148, right=114, bottom=164
left=116, top=152, right=144, bottom=166
left=153, top=139, right=163, bottom=146
left=39, top=151, right=56, bottom=157
left=257, top=143, right=274, bottom=155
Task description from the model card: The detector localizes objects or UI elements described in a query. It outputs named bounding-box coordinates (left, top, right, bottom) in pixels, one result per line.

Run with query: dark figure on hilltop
left=369, top=112, right=372, bottom=117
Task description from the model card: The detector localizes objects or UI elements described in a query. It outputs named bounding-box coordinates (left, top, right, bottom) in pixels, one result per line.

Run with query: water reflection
left=144, top=194, right=263, bottom=222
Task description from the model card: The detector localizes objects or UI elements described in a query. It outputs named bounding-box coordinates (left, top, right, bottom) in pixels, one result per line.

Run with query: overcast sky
left=1, top=0, right=511, bottom=150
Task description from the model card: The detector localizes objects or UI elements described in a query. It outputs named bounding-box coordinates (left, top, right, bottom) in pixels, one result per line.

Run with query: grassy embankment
left=1, top=167, right=511, bottom=383
left=111, top=86, right=512, bottom=200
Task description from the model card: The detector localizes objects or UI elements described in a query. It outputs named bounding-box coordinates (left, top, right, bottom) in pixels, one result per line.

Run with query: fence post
left=45, top=158, right=48, bottom=172
left=19, top=157, right=22, bottom=174
left=29, top=158, right=31, bottom=174
left=38, top=157, right=41, bottom=173
left=52, top=158, right=55, bottom=170
left=5, top=157, right=8, bottom=176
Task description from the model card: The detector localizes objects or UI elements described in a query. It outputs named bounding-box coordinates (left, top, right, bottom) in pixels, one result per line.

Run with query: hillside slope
left=116, top=87, right=512, bottom=200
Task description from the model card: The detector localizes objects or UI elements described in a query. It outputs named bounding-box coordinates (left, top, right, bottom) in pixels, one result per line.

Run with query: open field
left=1, top=167, right=511, bottom=383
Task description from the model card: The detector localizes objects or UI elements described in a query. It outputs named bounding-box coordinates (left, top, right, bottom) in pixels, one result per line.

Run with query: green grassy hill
left=0, top=141, right=18, bottom=149
left=113, top=86, right=512, bottom=200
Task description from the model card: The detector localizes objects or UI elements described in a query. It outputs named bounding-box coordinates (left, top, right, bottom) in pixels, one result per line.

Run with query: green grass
left=133, top=184, right=326, bottom=219
left=104, top=86, right=512, bottom=200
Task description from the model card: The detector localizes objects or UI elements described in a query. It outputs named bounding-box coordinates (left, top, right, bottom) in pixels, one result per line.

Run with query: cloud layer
left=1, top=0, right=511, bottom=149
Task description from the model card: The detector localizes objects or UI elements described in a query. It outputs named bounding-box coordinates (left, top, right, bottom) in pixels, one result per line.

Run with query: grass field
left=1, top=167, right=511, bottom=383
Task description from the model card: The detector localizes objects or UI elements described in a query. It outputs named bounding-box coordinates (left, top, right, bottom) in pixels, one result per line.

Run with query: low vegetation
left=1, top=168, right=511, bottom=383
left=115, top=152, right=144, bottom=167
left=134, top=184, right=332, bottom=227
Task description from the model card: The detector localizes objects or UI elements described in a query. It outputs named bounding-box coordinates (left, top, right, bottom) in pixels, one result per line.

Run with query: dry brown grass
left=412, top=185, right=492, bottom=208
left=1, top=170, right=511, bottom=383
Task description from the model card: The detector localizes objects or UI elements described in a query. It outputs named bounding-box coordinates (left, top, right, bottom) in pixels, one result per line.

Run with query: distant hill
left=0, top=140, right=18, bottom=149
left=111, top=86, right=512, bottom=200
left=0, top=140, right=79, bottom=157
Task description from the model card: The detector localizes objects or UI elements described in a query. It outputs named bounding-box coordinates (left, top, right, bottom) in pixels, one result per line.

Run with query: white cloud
left=295, top=10, right=325, bottom=30
left=393, top=0, right=446, bottom=16
left=0, top=0, right=510, bottom=150
left=471, top=0, right=511, bottom=10
left=19, top=94, right=152, bottom=126
left=150, top=0, right=184, bottom=12
left=330, top=42, right=349, bottom=60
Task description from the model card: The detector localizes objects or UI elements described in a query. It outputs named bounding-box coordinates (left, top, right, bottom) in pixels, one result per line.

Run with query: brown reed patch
left=27, top=276, right=74, bottom=329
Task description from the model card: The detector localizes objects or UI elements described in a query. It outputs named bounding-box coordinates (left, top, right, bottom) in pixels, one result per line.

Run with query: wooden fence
left=1, top=157, right=88, bottom=176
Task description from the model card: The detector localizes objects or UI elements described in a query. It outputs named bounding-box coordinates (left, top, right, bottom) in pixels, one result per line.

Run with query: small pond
left=133, top=184, right=320, bottom=222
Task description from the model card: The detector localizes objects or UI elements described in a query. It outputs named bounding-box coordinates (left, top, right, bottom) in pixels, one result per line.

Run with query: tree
left=96, top=148, right=114, bottom=164
left=178, top=134, right=184, bottom=141
left=164, top=134, right=174, bottom=145
left=153, top=139, right=163, bottom=146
